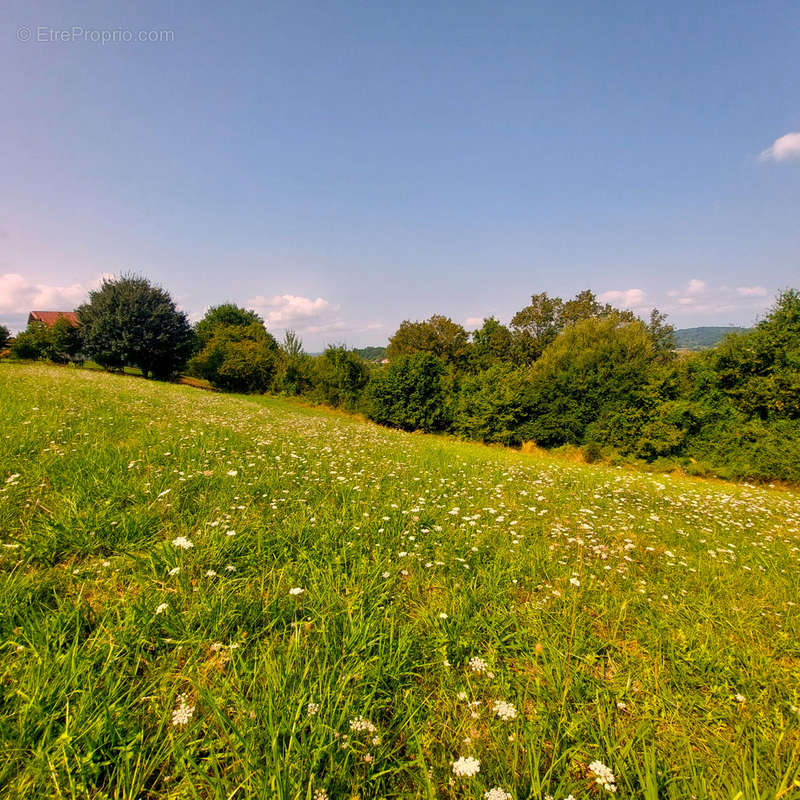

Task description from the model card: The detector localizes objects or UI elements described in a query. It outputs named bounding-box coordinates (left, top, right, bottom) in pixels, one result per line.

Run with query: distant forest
left=356, top=327, right=751, bottom=358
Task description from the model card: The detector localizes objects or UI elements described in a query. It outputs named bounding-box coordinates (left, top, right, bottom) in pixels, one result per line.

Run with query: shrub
left=452, top=363, right=532, bottom=445
left=367, top=352, right=450, bottom=432
left=194, top=304, right=264, bottom=352
left=312, top=347, right=369, bottom=410
left=190, top=323, right=279, bottom=393
left=522, top=315, right=660, bottom=447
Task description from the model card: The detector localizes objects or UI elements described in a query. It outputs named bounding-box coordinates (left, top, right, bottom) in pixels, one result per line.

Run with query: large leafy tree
left=77, top=274, right=194, bottom=379
left=194, top=303, right=264, bottom=351
left=0, top=324, right=10, bottom=351
left=510, top=289, right=638, bottom=363
left=9, top=319, right=81, bottom=362
left=469, top=317, right=515, bottom=370
left=387, top=315, right=471, bottom=368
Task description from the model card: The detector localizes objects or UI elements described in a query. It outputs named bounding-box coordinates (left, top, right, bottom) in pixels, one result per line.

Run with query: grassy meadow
left=1, top=362, right=800, bottom=800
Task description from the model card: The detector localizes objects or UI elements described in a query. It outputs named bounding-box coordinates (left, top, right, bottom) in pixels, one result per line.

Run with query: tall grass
left=1, top=363, right=799, bottom=799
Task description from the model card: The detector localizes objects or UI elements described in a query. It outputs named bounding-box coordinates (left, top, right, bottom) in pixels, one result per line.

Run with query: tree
left=11, top=321, right=50, bottom=359
left=709, top=289, right=800, bottom=420
left=0, top=324, right=9, bottom=351
left=77, top=274, right=194, bottom=379
left=521, top=314, right=662, bottom=448
left=194, top=303, right=264, bottom=351
left=190, top=322, right=280, bottom=393
left=510, top=289, right=635, bottom=363
left=510, top=292, right=564, bottom=362
left=275, top=330, right=314, bottom=395
left=367, top=352, right=450, bottom=432
left=470, top=317, right=514, bottom=370
left=312, top=346, right=369, bottom=409
left=387, top=315, right=471, bottom=368
left=646, top=308, right=676, bottom=362
left=48, top=317, right=83, bottom=363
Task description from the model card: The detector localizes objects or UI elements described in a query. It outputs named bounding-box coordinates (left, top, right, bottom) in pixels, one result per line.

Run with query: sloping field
left=1, top=363, right=799, bottom=800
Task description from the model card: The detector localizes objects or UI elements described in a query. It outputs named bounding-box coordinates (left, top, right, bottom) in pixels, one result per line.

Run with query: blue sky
left=1, top=0, right=798, bottom=346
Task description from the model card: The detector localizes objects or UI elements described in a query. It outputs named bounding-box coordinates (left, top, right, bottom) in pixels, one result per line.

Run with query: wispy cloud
left=247, top=294, right=337, bottom=326
left=758, top=132, right=800, bottom=163
left=598, top=288, right=645, bottom=309
left=245, top=292, right=383, bottom=346
left=601, top=279, right=772, bottom=323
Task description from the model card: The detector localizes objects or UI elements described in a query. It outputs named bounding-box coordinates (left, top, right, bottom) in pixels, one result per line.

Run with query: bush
left=452, top=363, right=532, bottom=445
left=0, top=324, right=9, bottom=351
left=367, top=352, right=450, bottom=432
left=190, top=323, right=279, bottom=393
left=522, top=315, right=661, bottom=447
left=312, top=347, right=369, bottom=410
left=194, top=304, right=264, bottom=352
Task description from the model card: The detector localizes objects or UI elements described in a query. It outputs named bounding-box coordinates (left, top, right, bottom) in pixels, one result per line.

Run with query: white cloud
left=464, top=316, right=484, bottom=327
left=736, top=285, right=768, bottom=297
left=759, top=132, right=800, bottom=163
left=686, top=278, right=706, bottom=295
left=0, top=272, right=96, bottom=315
left=247, top=294, right=338, bottom=326
left=598, top=288, right=645, bottom=309
left=598, top=278, right=773, bottom=324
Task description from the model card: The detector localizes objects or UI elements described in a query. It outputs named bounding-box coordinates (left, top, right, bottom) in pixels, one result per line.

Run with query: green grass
left=1, top=363, right=799, bottom=800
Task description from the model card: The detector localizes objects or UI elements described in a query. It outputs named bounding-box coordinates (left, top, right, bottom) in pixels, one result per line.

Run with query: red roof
left=28, top=311, right=79, bottom=327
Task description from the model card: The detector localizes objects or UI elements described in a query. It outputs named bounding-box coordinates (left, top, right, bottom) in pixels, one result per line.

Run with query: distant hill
left=354, top=346, right=387, bottom=362
left=674, top=326, right=749, bottom=350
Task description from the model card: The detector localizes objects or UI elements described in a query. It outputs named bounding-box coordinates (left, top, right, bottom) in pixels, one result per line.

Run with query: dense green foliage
left=77, top=275, right=194, bottom=379
left=190, top=322, right=280, bottom=393
left=9, top=272, right=800, bottom=483
left=387, top=314, right=471, bottom=368
left=193, top=303, right=265, bottom=351
left=366, top=352, right=450, bottom=432
left=1, top=364, right=799, bottom=798
left=310, top=346, right=369, bottom=410
left=11, top=318, right=82, bottom=363
left=0, top=324, right=9, bottom=351
left=189, top=306, right=280, bottom=393
left=674, top=326, right=749, bottom=350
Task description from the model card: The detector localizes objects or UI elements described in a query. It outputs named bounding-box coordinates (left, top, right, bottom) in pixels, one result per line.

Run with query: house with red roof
left=27, top=311, right=79, bottom=327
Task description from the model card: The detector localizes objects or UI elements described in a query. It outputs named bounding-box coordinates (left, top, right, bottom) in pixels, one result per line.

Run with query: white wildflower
left=171, top=694, right=194, bottom=726
left=171, top=536, right=194, bottom=550
left=484, top=789, right=512, bottom=800
left=307, top=701, right=319, bottom=717
left=469, top=656, right=488, bottom=673
left=155, top=603, right=168, bottom=615
left=349, top=715, right=377, bottom=734
left=451, top=755, right=481, bottom=777
left=289, top=587, right=305, bottom=596
left=589, top=760, right=617, bottom=792
left=492, top=700, right=518, bottom=721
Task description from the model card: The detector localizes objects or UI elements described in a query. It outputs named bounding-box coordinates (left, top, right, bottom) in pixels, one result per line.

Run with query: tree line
left=3, top=274, right=799, bottom=483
